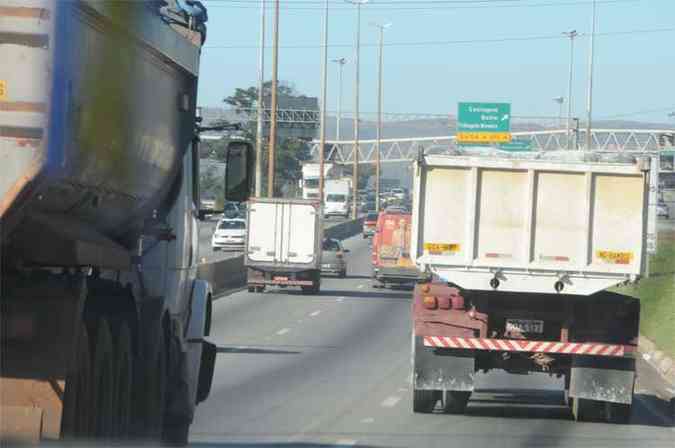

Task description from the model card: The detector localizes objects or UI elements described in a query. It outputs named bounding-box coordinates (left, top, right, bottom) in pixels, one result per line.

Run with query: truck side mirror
left=224, top=140, right=253, bottom=202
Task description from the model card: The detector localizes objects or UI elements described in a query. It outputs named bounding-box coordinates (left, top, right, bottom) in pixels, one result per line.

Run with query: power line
left=203, top=26, right=675, bottom=49
left=204, top=0, right=640, bottom=10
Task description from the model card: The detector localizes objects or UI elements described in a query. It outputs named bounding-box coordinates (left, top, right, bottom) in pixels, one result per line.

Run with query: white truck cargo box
left=411, top=150, right=652, bottom=295
left=246, top=198, right=323, bottom=268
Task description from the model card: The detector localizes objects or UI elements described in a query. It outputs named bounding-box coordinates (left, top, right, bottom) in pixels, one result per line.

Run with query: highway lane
left=191, top=235, right=675, bottom=448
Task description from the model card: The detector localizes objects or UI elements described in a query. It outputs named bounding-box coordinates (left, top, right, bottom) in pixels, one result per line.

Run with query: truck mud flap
left=569, top=356, right=635, bottom=404
left=196, top=340, right=217, bottom=404
left=413, top=336, right=475, bottom=391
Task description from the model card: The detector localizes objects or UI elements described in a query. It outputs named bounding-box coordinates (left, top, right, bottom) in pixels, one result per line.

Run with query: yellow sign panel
left=456, top=131, right=512, bottom=144
left=597, top=250, right=633, bottom=265
left=0, top=80, right=6, bottom=101
left=424, top=243, right=461, bottom=255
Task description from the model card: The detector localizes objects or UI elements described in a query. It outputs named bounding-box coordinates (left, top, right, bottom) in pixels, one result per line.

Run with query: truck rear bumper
left=374, top=266, right=419, bottom=283
left=421, top=336, right=635, bottom=358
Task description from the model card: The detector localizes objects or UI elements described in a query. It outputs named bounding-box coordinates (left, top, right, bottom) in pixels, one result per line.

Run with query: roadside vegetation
left=620, top=228, right=675, bottom=358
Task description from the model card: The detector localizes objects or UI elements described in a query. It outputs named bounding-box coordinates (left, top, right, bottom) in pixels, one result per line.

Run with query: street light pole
left=254, top=0, right=265, bottom=197
left=346, top=0, right=367, bottom=219
left=585, top=0, right=597, bottom=150
left=372, top=22, right=391, bottom=213
left=331, top=57, right=347, bottom=141
left=318, top=0, right=329, bottom=205
left=563, top=30, right=578, bottom=150
left=267, top=0, right=280, bottom=197
left=553, top=96, right=564, bottom=128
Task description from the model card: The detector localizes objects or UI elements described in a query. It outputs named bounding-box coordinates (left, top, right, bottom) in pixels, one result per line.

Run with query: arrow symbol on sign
left=501, top=114, right=510, bottom=121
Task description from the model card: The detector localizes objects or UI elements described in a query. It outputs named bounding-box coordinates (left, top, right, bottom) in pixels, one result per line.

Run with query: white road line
left=380, top=396, right=401, bottom=408
left=276, top=328, right=290, bottom=335
left=336, top=298, right=344, bottom=302
left=397, top=387, right=408, bottom=392
left=360, top=417, right=375, bottom=424
left=309, top=310, right=321, bottom=317
left=357, top=285, right=364, bottom=289
left=334, top=439, right=357, bottom=446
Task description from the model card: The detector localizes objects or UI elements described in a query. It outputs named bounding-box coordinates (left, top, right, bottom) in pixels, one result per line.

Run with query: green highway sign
left=457, top=102, right=511, bottom=144
left=497, top=139, right=532, bottom=152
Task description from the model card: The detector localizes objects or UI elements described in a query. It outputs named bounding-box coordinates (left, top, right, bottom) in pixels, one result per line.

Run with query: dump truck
left=371, top=210, right=419, bottom=288
left=0, top=0, right=251, bottom=444
left=410, top=150, right=653, bottom=423
left=246, top=198, right=323, bottom=294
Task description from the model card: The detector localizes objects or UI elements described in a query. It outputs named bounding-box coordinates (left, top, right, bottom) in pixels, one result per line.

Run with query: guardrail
left=198, top=217, right=365, bottom=297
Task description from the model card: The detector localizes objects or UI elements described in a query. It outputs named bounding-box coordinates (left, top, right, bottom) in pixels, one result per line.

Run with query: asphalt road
left=191, top=235, right=675, bottom=448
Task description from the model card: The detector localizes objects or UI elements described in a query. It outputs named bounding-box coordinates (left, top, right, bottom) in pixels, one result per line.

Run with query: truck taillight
left=420, top=283, right=431, bottom=294
left=336, top=252, right=343, bottom=258
left=422, top=295, right=437, bottom=309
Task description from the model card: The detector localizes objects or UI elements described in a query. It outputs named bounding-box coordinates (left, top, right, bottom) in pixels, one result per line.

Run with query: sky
left=196, top=0, right=675, bottom=123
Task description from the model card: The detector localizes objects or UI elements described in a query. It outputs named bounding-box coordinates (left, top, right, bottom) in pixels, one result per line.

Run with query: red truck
left=371, top=210, right=419, bottom=288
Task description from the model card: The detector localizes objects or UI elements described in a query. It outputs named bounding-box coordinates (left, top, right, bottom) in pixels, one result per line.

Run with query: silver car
left=320, top=238, right=349, bottom=278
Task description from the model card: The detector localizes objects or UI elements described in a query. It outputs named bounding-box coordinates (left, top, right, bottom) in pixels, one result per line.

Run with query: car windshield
left=322, top=239, right=340, bottom=251
left=218, top=221, right=245, bottom=230
left=326, top=194, right=346, bottom=202
left=304, top=178, right=319, bottom=188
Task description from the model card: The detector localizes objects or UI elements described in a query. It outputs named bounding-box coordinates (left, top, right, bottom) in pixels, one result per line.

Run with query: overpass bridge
left=309, top=129, right=675, bottom=164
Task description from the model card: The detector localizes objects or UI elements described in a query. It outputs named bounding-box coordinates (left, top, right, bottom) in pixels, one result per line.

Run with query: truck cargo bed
left=411, top=151, right=651, bottom=295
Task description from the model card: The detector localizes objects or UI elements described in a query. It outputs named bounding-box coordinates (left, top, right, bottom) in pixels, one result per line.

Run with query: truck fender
left=184, top=279, right=216, bottom=406
left=569, top=356, right=635, bottom=404
left=413, top=335, right=475, bottom=392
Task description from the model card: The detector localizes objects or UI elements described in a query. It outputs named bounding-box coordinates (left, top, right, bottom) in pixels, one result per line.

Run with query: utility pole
left=267, top=0, right=280, bottom=197
left=585, top=0, right=597, bottom=150
left=331, top=57, right=347, bottom=141
left=318, top=0, right=329, bottom=204
left=254, top=0, right=265, bottom=197
left=372, top=22, right=391, bottom=213
left=553, top=96, right=564, bottom=128
left=563, top=30, right=578, bottom=150
left=346, top=0, right=368, bottom=219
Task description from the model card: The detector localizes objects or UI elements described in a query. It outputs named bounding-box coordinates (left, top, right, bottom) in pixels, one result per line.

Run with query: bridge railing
left=309, top=129, right=675, bottom=164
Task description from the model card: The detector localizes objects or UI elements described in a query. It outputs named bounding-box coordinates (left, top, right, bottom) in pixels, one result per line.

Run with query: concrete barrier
left=199, top=217, right=364, bottom=297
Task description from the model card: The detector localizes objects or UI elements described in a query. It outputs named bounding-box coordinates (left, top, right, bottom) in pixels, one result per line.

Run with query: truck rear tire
left=413, top=389, right=440, bottom=413
left=91, top=318, right=115, bottom=438
left=442, top=390, right=471, bottom=414
left=138, top=325, right=168, bottom=439
left=112, top=322, right=134, bottom=439
left=604, top=401, right=631, bottom=424
left=61, top=322, right=93, bottom=438
left=247, top=286, right=255, bottom=293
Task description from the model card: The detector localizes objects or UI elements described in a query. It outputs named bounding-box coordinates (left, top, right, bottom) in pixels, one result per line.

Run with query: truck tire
left=604, top=401, right=631, bottom=424
left=339, top=269, right=347, bottom=279
left=255, top=286, right=265, bottom=293
left=112, top=322, right=134, bottom=439
left=413, top=389, right=440, bottom=413
left=139, top=325, right=168, bottom=439
left=572, top=397, right=601, bottom=422
left=91, top=318, right=115, bottom=438
left=442, top=390, right=471, bottom=414
left=61, top=322, right=93, bottom=438
left=247, top=286, right=255, bottom=293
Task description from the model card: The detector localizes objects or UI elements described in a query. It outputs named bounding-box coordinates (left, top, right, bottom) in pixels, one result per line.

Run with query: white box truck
left=324, top=179, right=351, bottom=218
left=246, top=198, right=323, bottom=294
left=409, top=150, right=653, bottom=423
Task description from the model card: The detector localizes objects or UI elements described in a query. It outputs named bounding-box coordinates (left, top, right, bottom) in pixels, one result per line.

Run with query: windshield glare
left=218, top=221, right=245, bottom=230
left=326, top=194, right=346, bottom=202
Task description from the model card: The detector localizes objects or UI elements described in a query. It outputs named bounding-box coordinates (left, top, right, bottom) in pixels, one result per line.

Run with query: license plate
left=506, top=319, right=544, bottom=334
left=274, top=276, right=288, bottom=281
left=322, top=264, right=331, bottom=268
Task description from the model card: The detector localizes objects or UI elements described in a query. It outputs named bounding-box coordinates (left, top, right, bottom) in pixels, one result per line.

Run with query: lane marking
left=297, top=320, right=303, bottom=323
left=357, top=285, right=364, bottom=289
left=334, top=440, right=357, bottom=446
left=310, top=310, right=321, bottom=317
left=336, top=298, right=344, bottom=302
left=360, top=417, right=375, bottom=424
left=276, top=328, right=290, bottom=335
left=397, top=387, right=408, bottom=392
left=380, top=396, right=401, bottom=408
